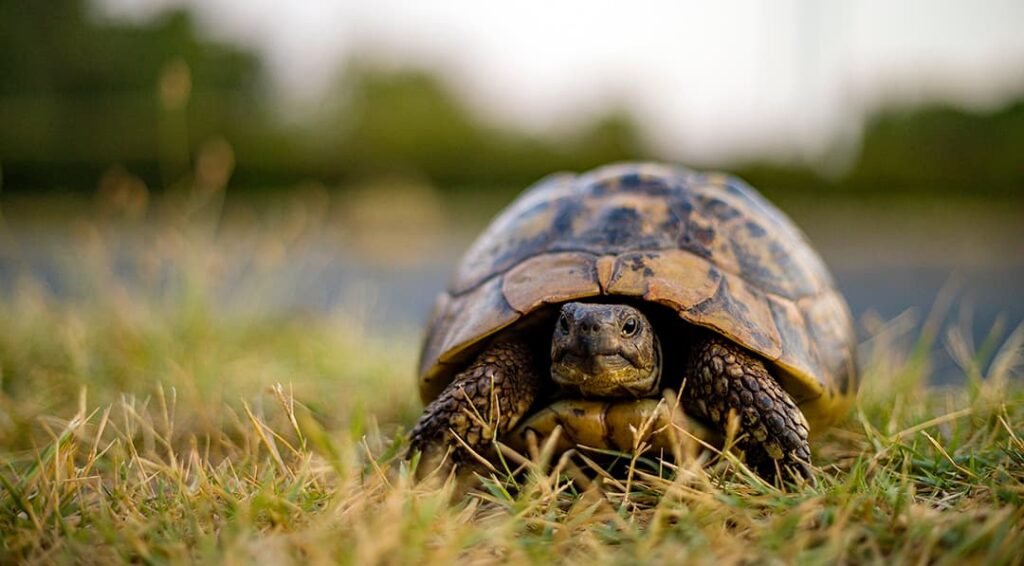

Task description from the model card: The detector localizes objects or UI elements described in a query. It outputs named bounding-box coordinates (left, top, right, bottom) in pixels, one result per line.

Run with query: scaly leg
left=685, top=334, right=812, bottom=483
left=409, top=340, right=540, bottom=476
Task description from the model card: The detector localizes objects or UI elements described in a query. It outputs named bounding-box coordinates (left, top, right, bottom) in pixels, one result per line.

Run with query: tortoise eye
left=621, top=317, right=639, bottom=337
left=558, top=312, right=570, bottom=333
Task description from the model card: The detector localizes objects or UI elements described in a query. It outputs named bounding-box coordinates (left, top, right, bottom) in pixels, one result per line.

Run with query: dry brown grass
left=1, top=188, right=1022, bottom=564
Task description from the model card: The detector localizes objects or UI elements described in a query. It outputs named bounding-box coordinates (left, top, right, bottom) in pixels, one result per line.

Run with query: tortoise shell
left=419, top=163, right=858, bottom=432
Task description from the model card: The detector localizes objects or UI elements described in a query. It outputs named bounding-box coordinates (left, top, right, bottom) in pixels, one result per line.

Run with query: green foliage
left=845, top=101, right=1024, bottom=195
left=736, top=101, right=1024, bottom=198
left=0, top=0, right=645, bottom=192
left=0, top=1, right=261, bottom=95
left=0, top=0, right=271, bottom=188
left=2, top=0, right=1021, bottom=197
left=315, top=63, right=645, bottom=188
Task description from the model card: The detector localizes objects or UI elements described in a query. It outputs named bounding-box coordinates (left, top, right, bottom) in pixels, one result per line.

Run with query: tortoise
left=409, top=162, right=858, bottom=482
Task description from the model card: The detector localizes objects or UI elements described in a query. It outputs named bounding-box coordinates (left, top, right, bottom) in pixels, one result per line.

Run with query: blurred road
left=1, top=195, right=1021, bottom=385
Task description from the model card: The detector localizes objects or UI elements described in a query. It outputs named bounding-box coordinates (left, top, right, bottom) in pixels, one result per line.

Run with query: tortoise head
left=551, top=302, right=661, bottom=397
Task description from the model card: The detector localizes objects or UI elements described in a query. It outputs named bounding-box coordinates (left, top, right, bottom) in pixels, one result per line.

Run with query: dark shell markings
left=419, top=163, right=858, bottom=433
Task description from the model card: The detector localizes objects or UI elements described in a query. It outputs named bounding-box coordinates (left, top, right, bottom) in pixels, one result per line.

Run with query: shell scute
left=799, top=290, right=858, bottom=395
left=451, top=173, right=576, bottom=294
left=605, top=249, right=720, bottom=310
left=431, top=277, right=520, bottom=374
left=767, top=295, right=824, bottom=402
left=501, top=252, right=601, bottom=314
left=684, top=276, right=782, bottom=360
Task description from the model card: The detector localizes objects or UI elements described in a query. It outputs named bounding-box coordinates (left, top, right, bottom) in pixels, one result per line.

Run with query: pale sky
left=97, top=0, right=1024, bottom=164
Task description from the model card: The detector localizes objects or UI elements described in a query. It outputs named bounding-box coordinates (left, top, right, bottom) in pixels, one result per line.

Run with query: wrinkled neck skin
left=550, top=302, right=662, bottom=398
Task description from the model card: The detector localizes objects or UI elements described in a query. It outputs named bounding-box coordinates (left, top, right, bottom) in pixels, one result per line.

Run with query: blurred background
left=1, top=0, right=1022, bottom=387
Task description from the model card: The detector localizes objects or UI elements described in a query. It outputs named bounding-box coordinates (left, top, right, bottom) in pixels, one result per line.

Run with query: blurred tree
left=0, top=0, right=1020, bottom=199
left=329, top=64, right=492, bottom=180
left=845, top=101, right=1024, bottom=195
left=0, top=0, right=269, bottom=189
left=735, top=101, right=1024, bottom=198
left=0, top=1, right=260, bottom=95
left=566, top=109, right=648, bottom=169
left=319, top=63, right=646, bottom=188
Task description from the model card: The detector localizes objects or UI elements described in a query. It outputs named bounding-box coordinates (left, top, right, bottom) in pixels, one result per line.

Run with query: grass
left=1, top=186, right=1023, bottom=564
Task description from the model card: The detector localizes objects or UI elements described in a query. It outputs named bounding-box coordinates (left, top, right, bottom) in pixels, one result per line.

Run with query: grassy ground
left=1, top=189, right=1022, bottom=564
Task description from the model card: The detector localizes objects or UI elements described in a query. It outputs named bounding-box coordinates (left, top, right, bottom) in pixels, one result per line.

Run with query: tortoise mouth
left=566, top=352, right=634, bottom=372
left=550, top=363, right=660, bottom=398
left=550, top=347, right=662, bottom=398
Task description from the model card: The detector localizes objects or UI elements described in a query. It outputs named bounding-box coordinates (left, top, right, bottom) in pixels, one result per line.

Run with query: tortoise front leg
left=409, top=340, right=540, bottom=476
left=685, top=334, right=812, bottom=483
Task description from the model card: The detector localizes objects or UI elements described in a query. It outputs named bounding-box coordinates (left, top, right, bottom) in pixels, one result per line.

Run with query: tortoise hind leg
left=685, top=335, right=812, bottom=484
left=409, top=340, right=540, bottom=478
